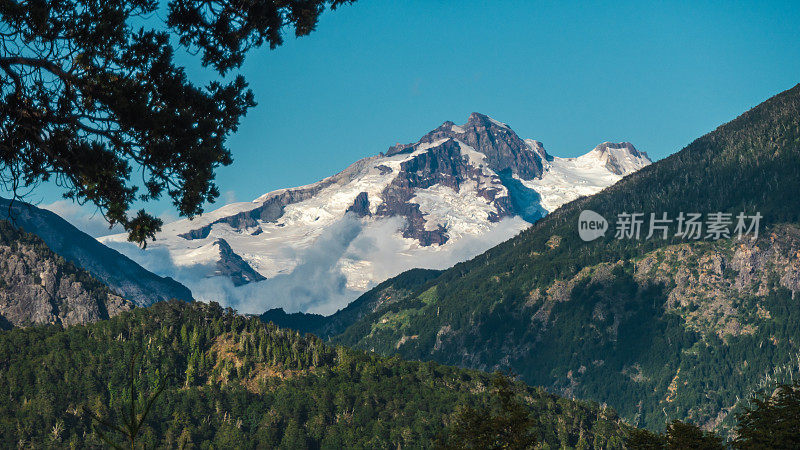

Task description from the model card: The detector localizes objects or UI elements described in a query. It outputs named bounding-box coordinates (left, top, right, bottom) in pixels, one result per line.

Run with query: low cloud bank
left=42, top=200, right=122, bottom=237
left=107, top=215, right=531, bottom=316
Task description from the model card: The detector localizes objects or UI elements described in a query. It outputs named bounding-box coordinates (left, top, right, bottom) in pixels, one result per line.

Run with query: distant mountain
left=0, top=197, right=192, bottom=305
left=264, top=84, right=800, bottom=436
left=102, top=112, right=649, bottom=314
left=0, top=220, right=133, bottom=327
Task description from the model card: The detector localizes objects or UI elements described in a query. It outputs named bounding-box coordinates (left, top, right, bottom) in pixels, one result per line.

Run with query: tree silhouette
left=627, top=420, right=724, bottom=449
left=0, top=0, right=353, bottom=245
left=733, top=381, right=800, bottom=449
left=436, top=373, right=538, bottom=449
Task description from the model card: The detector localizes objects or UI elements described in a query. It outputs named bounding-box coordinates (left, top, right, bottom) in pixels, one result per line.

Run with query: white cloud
left=42, top=200, right=122, bottom=237
left=105, top=214, right=530, bottom=316
left=42, top=200, right=184, bottom=239
left=223, top=190, right=237, bottom=204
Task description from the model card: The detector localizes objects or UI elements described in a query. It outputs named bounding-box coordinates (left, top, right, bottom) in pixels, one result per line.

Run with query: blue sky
left=10, top=0, right=800, bottom=234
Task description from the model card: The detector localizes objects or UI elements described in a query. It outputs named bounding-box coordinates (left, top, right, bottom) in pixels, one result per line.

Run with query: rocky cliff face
left=376, top=138, right=514, bottom=245
left=633, top=225, right=800, bottom=338
left=0, top=197, right=192, bottom=305
left=213, top=238, right=266, bottom=286
left=413, top=113, right=546, bottom=179
left=0, top=221, right=132, bottom=328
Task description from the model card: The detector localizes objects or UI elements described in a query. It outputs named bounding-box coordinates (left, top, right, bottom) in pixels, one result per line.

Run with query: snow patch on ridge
left=410, top=183, right=499, bottom=237
left=487, top=117, right=510, bottom=129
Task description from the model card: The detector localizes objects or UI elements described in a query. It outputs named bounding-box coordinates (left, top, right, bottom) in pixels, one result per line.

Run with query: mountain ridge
left=0, top=197, right=193, bottom=306
left=101, top=112, right=650, bottom=314
left=0, top=299, right=630, bottom=447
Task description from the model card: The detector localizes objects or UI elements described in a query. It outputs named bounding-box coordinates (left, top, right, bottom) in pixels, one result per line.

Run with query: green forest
left=0, top=300, right=628, bottom=448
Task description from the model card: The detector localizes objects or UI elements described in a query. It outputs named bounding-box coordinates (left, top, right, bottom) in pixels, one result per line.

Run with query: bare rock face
left=523, top=225, right=800, bottom=342
left=633, top=225, right=800, bottom=338
left=376, top=138, right=515, bottom=245
left=591, top=142, right=651, bottom=176
left=389, top=112, right=545, bottom=180
left=0, top=197, right=192, bottom=306
left=346, top=192, right=371, bottom=217
left=0, top=222, right=133, bottom=328
left=212, top=239, right=266, bottom=286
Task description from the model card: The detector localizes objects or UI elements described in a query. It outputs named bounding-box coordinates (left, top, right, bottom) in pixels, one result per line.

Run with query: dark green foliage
left=626, top=428, right=667, bottom=449
left=88, top=352, right=168, bottom=449
left=733, top=381, right=800, bottom=449
left=664, top=421, right=724, bottom=449
left=0, top=300, right=628, bottom=448
left=0, top=0, right=353, bottom=245
left=627, top=420, right=723, bottom=449
left=436, top=373, right=538, bottom=449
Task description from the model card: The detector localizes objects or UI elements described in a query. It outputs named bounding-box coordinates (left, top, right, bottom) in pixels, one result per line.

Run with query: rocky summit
left=101, top=113, right=650, bottom=314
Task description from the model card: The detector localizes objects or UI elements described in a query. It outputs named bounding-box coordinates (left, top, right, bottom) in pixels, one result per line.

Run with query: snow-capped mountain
left=101, top=113, right=650, bottom=314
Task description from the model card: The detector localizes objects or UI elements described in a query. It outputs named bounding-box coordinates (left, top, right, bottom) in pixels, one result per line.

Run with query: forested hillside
left=0, top=300, right=628, bottom=448
left=262, top=268, right=442, bottom=339
left=266, top=84, right=800, bottom=436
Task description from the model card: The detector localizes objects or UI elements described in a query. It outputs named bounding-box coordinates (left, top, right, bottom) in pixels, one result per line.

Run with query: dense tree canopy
left=0, top=300, right=629, bottom=447
left=732, top=381, right=800, bottom=449
left=627, top=420, right=724, bottom=450
left=0, top=0, right=353, bottom=244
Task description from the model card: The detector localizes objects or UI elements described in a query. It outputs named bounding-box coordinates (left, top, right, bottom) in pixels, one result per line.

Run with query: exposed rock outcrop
left=0, top=197, right=192, bottom=305
left=213, top=239, right=266, bottom=286
left=635, top=225, right=800, bottom=337
left=376, top=138, right=514, bottom=245
left=0, top=221, right=133, bottom=328
left=346, top=192, right=371, bottom=217
left=389, top=112, right=545, bottom=180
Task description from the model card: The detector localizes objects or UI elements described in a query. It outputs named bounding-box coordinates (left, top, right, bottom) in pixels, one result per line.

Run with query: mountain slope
left=280, top=84, right=800, bottom=435
left=0, top=300, right=629, bottom=448
left=102, top=113, right=649, bottom=314
left=0, top=197, right=192, bottom=305
left=0, top=221, right=132, bottom=327
left=262, top=268, right=443, bottom=338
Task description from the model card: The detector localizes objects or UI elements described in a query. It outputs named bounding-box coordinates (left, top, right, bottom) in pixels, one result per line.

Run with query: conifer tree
left=0, top=0, right=354, bottom=244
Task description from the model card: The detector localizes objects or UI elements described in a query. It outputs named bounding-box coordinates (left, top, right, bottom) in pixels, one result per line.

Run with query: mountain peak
left=212, top=238, right=266, bottom=286
left=593, top=141, right=647, bottom=158
left=585, top=142, right=651, bottom=176
left=109, top=112, right=649, bottom=311
left=467, top=112, right=510, bottom=129
left=389, top=112, right=545, bottom=179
